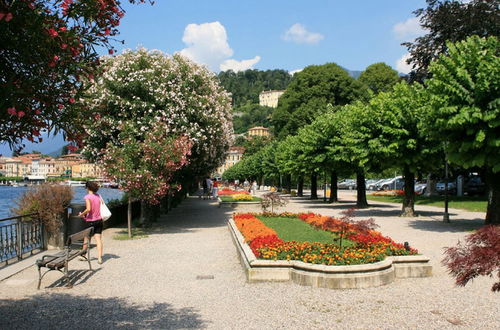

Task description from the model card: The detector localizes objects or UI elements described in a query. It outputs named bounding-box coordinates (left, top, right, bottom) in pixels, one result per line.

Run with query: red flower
left=7, top=107, right=17, bottom=116
left=5, top=13, right=13, bottom=22
left=48, top=28, right=58, bottom=37
left=17, top=111, right=25, bottom=118
left=69, top=97, right=75, bottom=104
left=0, top=13, right=5, bottom=21
left=108, top=49, right=114, bottom=55
left=59, top=27, right=67, bottom=32
left=58, top=104, right=64, bottom=109
left=61, top=43, right=68, bottom=49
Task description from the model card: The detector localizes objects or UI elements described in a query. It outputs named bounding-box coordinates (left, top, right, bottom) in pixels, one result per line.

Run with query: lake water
left=0, top=186, right=124, bottom=220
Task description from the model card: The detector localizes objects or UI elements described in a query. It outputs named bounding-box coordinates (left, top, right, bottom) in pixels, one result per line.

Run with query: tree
left=272, top=63, right=368, bottom=139
left=425, top=36, right=500, bottom=224
left=403, top=0, right=500, bottom=81
left=232, top=104, right=274, bottom=134
left=218, top=69, right=292, bottom=107
left=81, top=50, right=232, bottom=179
left=0, top=0, right=149, bottom=149
left=358, top=63, right=400, bottom=95
left=367, top=82, right=439, bottom=216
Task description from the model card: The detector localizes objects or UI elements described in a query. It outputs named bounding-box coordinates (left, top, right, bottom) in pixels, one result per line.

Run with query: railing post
left=16, top=220, right=22, bottom=261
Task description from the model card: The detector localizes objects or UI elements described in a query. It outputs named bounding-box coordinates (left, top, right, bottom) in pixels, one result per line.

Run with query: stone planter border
left=218, top=197, right=261, bottom=208
left=228, top=218, right=432, bottom=289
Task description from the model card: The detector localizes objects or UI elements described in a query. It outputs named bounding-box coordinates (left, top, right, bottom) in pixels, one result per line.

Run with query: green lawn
left=367, top=194, right=487, bottom=213
left=219, top=195, right=261, bottom=202
left=258, top=216, right=354, bottom=247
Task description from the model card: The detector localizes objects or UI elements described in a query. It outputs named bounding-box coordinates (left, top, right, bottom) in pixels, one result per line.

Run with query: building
left=259, top=90, right=285, bottom=108
left=72, top=162, right=103, bottom=178
left=247, top=126, right=271, bottom=138
left=0, top=158, right=6, bottom=176
left=215, top=146, right=245, bottom=177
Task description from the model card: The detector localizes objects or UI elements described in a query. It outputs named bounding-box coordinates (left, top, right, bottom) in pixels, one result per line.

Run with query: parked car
left=414, top=182, right=427, bottom=195
left=378, top=176, right=404, bottom=191
left=367, top=179, right=385, bottom=190
left=338, top=179, right=356, bottom=190
left=464, top=175, right=485, bottom=196
left=365, top=179, right=379, bottom=190
left=436, top=180, right=457, bottom=195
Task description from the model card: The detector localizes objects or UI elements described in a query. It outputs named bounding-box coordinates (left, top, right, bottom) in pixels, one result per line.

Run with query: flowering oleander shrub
left=81, top=49, right=233, bottom=179
left=234, top=212, right=418, bottom=263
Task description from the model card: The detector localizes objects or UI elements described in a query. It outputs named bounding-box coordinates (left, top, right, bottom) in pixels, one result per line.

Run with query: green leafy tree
left=425, top=36, right=500, bottom=224
left=403, top=0, right=499, bottom=81
left=0, top=0, right=149, bottom=149
left=232, top=104, right=274, bottom=134
left=272, top=63, right=368, bottom=139
left=358, top=63, right=400, bottom=95
left=218, top=69, right=292, bottom=107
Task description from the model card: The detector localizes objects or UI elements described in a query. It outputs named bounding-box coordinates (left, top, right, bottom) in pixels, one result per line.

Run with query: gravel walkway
left=0, top=191, right=498, bottom=329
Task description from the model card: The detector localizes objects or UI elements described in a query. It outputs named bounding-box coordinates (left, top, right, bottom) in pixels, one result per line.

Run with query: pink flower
left=58, top=104, right=64, bottom=109
left=69, top=97, right=75, bottom=104
left=59, top=26, right=67, bottom=32
left=108, top=49, right=114, bottom=55
left=17, top=111, right=25, bottom=118
left=5, top=13, right=13, bottom=22
left=48, top=28, right=58, bottom=37
left=0, top=13, right=5, bottom=21
left=7, top=107, right=16, bottom=116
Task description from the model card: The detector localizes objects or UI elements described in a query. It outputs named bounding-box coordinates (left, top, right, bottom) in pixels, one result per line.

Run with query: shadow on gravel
left=148, top=197, right=234, bottom=234
left=45, top=269, right=101, bottom=289
left=407, top=218, right=485, bottom=233
left=0, top=294, right=205, bottom=329
left=354, top=208, right=456, bottom=218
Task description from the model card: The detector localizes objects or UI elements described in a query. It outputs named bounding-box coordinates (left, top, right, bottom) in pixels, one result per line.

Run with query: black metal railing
left=0, top=213, right=44, bottom=265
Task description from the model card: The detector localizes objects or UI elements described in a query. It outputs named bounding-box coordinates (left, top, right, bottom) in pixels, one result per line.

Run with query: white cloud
left=178, top=21, right=260, bottom=72
left=396, top=53, right=412, bottom=74
left=282, top=23, right=324, bottom=44
left=289, top=68, right=303, bottom=75
left=220, top=56, right=261, bottom=72
left=393, top=17, right=426, bottom=40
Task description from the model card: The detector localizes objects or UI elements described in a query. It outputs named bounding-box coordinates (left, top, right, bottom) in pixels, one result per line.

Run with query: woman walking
left=78, top=181, right=104, bottom=264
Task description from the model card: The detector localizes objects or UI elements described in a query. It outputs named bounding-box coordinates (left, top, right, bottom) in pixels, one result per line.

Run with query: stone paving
left=0, top=191, right=498, bottom=329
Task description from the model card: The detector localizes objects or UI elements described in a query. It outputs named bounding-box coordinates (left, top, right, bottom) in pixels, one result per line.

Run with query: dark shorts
left=85, top=220, right=103, bottom=235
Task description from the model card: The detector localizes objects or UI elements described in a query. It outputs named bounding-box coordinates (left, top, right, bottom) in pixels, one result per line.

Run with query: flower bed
left=219, top=195, right=262, bottom=203
left=372, top=190, right=405, bottom=196
left=234, top=212, right=417, bottom=266
left=218, top=188, right=250, bottom=196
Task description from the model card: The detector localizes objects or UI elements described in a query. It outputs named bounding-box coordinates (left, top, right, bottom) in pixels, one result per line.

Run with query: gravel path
left=0, top=191, right=498, bottom=329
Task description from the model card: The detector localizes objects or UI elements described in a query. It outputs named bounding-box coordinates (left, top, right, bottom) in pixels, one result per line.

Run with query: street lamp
left=443, top=143, right=450, bottom=223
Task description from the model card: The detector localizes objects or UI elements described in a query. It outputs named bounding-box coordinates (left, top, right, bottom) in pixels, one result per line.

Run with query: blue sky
left=1, top=0, right=428, bottom=156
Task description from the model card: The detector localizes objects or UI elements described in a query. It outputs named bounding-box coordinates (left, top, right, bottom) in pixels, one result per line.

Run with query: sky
left=1, top=0, right=429, bottom=156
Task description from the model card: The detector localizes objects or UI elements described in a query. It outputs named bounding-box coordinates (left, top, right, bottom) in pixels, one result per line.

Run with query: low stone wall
left=228, top=218, right=432, bottom=289
left=218, top=197, right=261, bottom=209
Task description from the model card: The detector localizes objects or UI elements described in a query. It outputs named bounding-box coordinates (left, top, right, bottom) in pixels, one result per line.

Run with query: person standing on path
left=205, top=177, right=213, bottom=200
left=251, top=180, right=257, bottom=196
left=78, top=181, right=104, bottom=264
left=212, top=178, right=219, bottom=199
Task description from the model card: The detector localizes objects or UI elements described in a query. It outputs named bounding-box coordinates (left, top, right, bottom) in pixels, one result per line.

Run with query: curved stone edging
left=227, top=218, right=432, bottom=289
left=218, top=197, right=261, bottom=208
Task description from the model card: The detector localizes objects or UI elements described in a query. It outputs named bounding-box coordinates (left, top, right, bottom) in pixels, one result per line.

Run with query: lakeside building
left=215, top=146, right=245, bottom=177
left=247, top=126, right=271, bottom=138
left=0, top=154, right=102, bottom=179
left=259, top=90, right=285, bottom=108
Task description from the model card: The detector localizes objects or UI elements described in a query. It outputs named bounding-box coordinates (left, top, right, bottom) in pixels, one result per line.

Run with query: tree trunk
left=424, top=173, right=437, bottom=196
left=285, top=174, right=292, bottom=193
left=140, top=200, right=146, bottom=227
left=310, top=172, right=318, bottom=199
left=485, top=169, right=500, bottom=225
left=401, top=166, right=416, bottom=217
left=127, top=197, right=132, bottom=238
left=356, top=171, right=368, bottom=208
left=329, top=171, right=338, bottom=203
left=297, top=175, right=304, bottom=197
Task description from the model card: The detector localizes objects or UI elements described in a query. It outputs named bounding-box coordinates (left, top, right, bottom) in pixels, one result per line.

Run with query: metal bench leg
left=64, top=262, right=72, bottom=288
left=37, top=266, right=42, bottom=290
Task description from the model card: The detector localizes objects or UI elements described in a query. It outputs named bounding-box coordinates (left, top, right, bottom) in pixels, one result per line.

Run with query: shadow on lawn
left=0, top=293, right=205, bottom=329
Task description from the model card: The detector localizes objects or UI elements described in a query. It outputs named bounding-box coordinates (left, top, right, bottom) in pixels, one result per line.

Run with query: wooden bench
left=36, top=227, right=93, bottom=289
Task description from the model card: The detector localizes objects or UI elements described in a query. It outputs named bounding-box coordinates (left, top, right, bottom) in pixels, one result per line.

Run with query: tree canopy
left=272, top=63, right=368, bottom=139
left=0, top=0, right=149, bottom=149
left=358, top=63, right=401, bottom=95
left=403, top=0, right=500, bottom=81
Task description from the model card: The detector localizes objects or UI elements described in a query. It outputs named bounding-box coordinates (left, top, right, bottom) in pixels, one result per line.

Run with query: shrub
left=12, top=184, right=73, bottom=234
left=232, top=194, right=253, bottom=201
left=261, top=192, right=288, bottom=213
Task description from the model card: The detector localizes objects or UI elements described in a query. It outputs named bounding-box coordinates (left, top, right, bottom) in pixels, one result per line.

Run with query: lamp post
left=443, top=145, right=450, bottom=223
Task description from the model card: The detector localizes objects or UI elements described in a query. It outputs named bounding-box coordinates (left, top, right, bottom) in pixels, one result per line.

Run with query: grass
left=113, top=228, right=149, bottom=240
left=219, top=195, right=262, bottom=202
left=258, top=216, right=354, bottom=247
left=367, top=194, right=487, bottom=213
